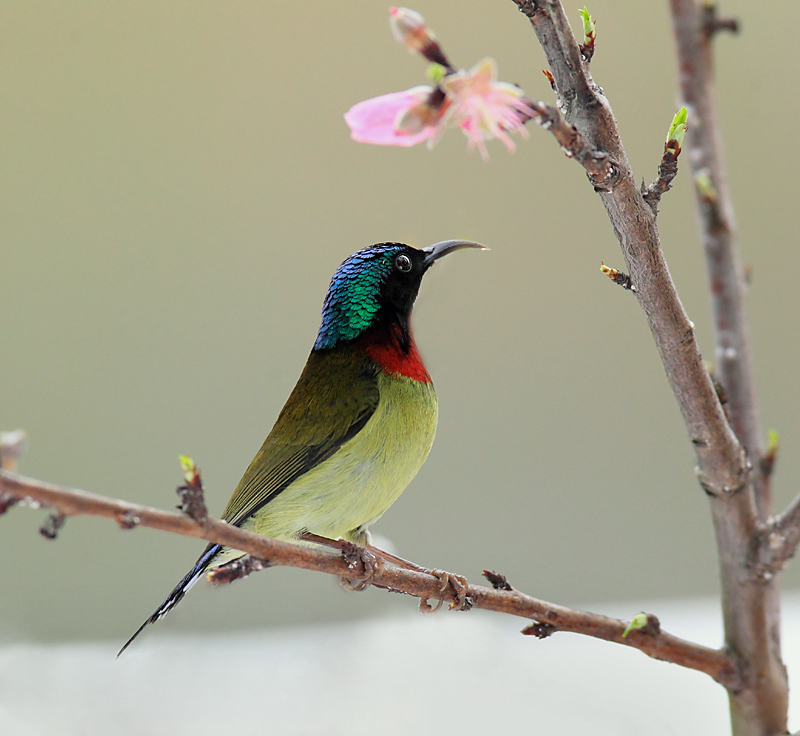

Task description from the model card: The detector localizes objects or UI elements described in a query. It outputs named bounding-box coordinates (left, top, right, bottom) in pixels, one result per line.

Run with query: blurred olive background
left=2, top=0, right=798, bottom=645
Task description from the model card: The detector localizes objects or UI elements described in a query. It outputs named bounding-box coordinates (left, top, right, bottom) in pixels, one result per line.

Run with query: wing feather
left=222, top=345, right=379, bottom=527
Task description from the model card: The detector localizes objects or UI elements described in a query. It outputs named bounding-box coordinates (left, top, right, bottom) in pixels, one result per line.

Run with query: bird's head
left=314, top=240, right=485, bottom=350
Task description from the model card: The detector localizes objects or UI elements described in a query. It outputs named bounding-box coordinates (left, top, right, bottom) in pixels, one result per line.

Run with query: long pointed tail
left=117, top=543, right=221, bottom=657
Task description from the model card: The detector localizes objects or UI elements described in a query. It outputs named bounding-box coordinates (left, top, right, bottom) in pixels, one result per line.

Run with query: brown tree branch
left=526, top=100, right=621, bottom=190
left=668, top=3, right=787, bottom=734
left=514, top=0, right=749, bottom=497
left=669, top=1, right=766, bottom=516
left=0, top=467, right=738, bottom=688
left=512, top=1, right=787, bottom=733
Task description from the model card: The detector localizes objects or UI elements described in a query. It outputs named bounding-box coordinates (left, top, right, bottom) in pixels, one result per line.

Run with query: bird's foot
left=419, top=569, right=473, bottom=614
left=360, top=545, right=473, bottom=613
left=297, top=532, right=384, bottom=591
left=339, top=541, right=383, bottom=592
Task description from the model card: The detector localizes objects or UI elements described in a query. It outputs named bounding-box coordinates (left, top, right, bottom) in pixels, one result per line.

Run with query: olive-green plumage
left=119, top=239, right=484, bottom=655
left=218, top=344, right=437, bottom=555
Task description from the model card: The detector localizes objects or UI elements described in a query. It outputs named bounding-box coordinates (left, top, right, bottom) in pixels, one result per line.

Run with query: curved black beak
left=422, top=239, right=488, bottom=267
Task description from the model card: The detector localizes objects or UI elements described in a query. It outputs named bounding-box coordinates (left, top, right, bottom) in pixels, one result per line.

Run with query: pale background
left=2, top=1, right=799, bottom=731
left=5, top=598, right=800, bottom=736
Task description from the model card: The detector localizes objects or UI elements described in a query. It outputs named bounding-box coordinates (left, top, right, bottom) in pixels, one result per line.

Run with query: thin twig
left=175, top=457, right=208, bottom=525
left=0, top=467, right=739, bottom=688
left=483, top=569, right=514, bottom=591
left=600, top=262, right=637, bottom=292
left=701, top=5, right=739, bottom=38
left=642, top=142, right=681, bottom=214
left=207, top=555, right=271, bottom=585
left=527, top=101, right=621, bottom=190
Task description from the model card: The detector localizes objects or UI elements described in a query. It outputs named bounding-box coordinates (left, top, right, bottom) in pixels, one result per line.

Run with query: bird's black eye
left=394, top=254, right=412, bottom=273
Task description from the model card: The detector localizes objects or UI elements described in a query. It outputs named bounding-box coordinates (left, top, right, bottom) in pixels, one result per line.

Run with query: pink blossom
left=344, top=87, right=441, bottom=147
left=344, top=57, right=534, bottom=159
left=442, top=58, right=535, bottom=161
left=344, top=6, right=534, bottom=158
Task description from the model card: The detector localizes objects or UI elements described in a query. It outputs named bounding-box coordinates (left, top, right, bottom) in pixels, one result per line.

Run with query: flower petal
left=438, top=57, right=534, bottom=158
left=344, top=88, right=436, bottom=147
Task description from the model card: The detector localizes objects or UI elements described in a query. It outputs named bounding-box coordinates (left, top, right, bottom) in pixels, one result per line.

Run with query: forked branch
left=757, top=491, right=800, bottom=576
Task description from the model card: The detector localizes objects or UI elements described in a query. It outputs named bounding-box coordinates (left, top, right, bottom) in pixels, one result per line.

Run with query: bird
left=118, top=239, right=485, bottom=655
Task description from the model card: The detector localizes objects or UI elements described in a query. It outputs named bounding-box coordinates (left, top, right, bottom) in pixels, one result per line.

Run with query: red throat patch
left=361, top=324, right=431, bottom=383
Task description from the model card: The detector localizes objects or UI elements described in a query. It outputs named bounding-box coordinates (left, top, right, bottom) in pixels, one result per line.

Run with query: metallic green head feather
left=314, top=243, right=409, bottom=350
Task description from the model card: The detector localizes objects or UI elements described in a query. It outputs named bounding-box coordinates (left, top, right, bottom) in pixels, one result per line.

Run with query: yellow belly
left=241, top=372, right=437, bottom=546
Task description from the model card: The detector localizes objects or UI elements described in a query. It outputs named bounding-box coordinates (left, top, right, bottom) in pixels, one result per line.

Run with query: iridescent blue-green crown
left=314, top=243, right=406, bottom=350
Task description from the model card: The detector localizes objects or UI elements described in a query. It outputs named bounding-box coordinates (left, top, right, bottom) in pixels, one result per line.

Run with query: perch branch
left=0, top=467, right=738, bottom=688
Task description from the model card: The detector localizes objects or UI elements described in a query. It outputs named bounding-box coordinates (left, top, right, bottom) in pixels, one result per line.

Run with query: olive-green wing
left=222, top=345, right=379, bottom=527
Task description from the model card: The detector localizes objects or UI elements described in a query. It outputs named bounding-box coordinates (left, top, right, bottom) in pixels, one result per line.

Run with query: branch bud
left=179, top=455, right=200, bottom=486
left=767, top=429, right=779, bottom=454
left=600, top=262, right=637, bottom=292
left=695, top=170, right=717, bottom=202
left=761, top=430, right=780, bottom=478
left=176, top=455, right=207, bottom=524
left=579, top=7, right=596, bottom=62
left=0, top=429, right=28, bottom=471
left=666, top=106, right=688, bottom=153
left=623, top=613, right=650, bottom=638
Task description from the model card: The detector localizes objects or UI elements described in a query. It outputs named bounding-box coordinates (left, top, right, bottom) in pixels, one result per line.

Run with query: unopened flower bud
left=389, top=7, right=434, bottom=52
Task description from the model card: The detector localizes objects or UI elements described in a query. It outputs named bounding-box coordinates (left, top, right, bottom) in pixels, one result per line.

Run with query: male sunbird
left=119, top=239, right=484, bottom=654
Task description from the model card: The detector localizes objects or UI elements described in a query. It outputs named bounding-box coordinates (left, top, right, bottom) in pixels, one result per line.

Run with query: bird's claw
left=339, top=542, right=383, bottom=592
left=419, top=569, right=472, bottom=613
